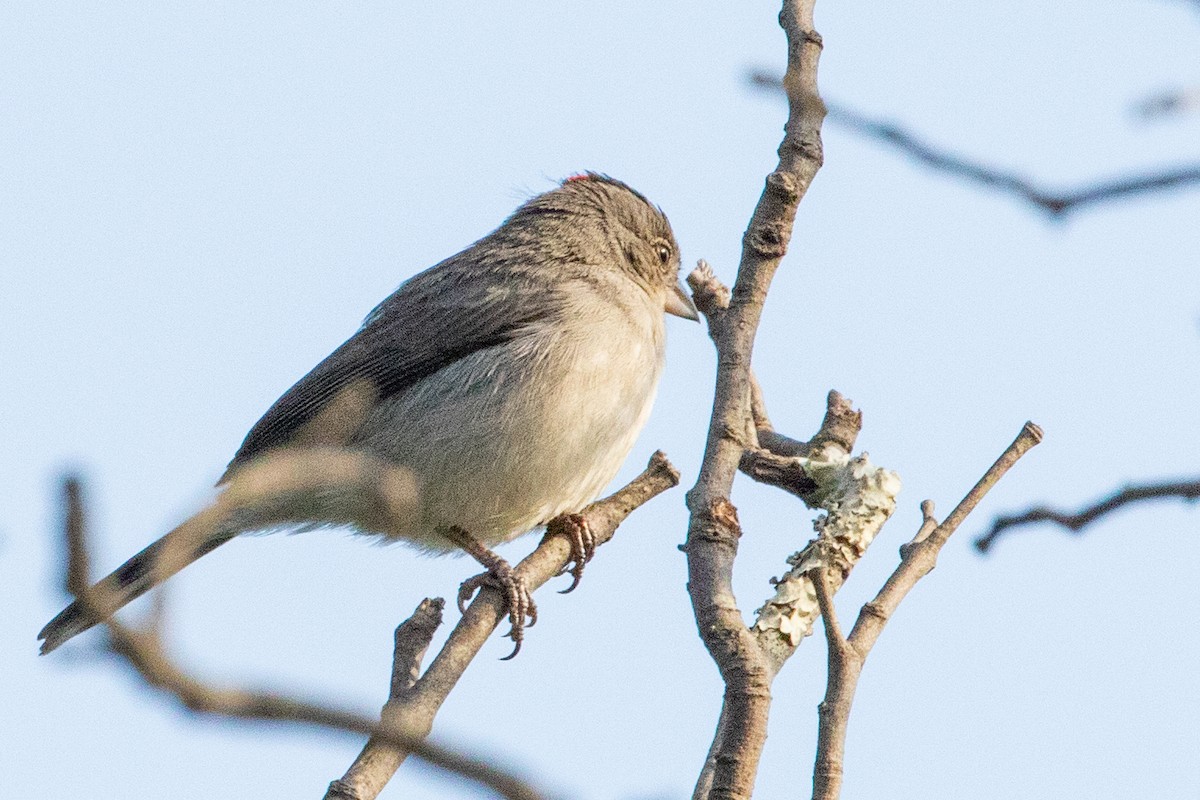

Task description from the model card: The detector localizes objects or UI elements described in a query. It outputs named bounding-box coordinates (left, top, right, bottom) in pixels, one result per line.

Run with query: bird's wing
left=220, top=260, right=561, bottom=482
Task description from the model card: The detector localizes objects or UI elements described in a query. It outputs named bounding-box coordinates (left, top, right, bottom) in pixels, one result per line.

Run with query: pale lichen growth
left=753, top=449, right=901, bottom=648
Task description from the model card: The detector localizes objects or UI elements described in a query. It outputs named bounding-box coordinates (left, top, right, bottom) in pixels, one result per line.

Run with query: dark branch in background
left=56, top=450, right=679, bottom=800
left=1135, top=86, right=1200, bottom=120
left=974, top=476, right=1200, bottom=552
left=749, top=70, right=1200, bottom=217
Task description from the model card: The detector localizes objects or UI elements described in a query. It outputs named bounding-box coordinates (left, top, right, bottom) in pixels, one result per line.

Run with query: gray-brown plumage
left=39, top=174, right=695, bottom=656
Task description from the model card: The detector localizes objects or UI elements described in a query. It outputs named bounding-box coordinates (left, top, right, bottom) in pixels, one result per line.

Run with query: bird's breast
left=355, top=300, right=666, bottom=550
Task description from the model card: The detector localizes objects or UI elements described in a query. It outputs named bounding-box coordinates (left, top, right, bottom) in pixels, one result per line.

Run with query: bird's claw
left=547, top=513, right=595, bottom=594
left=457, top=562, right=537, bottom=660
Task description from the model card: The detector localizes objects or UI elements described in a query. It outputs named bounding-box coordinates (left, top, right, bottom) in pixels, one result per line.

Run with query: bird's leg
left=544, top=513, right=595, bottom=594
left=445, top=526, right=537, bottom=660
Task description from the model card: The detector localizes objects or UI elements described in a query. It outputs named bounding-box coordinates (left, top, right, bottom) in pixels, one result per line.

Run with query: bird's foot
left=456, top=564, right=537, bottom=660
left=447, top=527, right=537, bottom=660
left=545, top=513, right=595, bottom=594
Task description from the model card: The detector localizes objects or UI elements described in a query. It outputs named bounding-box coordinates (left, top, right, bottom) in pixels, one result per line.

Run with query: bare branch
left=808, top=423, right=1043, bottom=800
left=809, top=569, right=859, bottom=800
left=811, top=568, right=845, bottom=649
left=738, top=391, right=863, bottom=500
left=687, top=263, right=863, bottom=500
left=684, top=3, right=826, bottom=796
left=357, top=451, right=679, bottom=786
left=688, top=393, right=891, bottom=800
left=749, top=71, right=1200, bottom=217
left=326, top=598, right=445, bottom=800
left=688, top=262, right=891, bottom=677
left=974, top=476, right=1200, bottom=553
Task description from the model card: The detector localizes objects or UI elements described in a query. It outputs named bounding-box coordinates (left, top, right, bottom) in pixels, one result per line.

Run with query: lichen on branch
left=753, top=452, right=900, bottom=650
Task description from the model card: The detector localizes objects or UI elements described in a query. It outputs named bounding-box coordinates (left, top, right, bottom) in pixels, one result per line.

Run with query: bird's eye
left=655, top=243, right=672, bottom=264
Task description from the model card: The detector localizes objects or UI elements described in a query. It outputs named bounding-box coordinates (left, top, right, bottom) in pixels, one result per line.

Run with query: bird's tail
left=38, top=449, right=422, bottom=655
left=38, top=527, right=236, bottom=655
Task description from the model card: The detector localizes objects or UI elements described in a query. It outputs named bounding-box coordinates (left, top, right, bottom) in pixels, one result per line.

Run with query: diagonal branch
left=326, top=598, right=445, bottom=800
left=974, top=476, right=1200, bottom=552
left=343, top=451, right=680, bottom=792
left=809, top=422, right=1043, bottom=800
left=749, top=71, right=1200, bottom=217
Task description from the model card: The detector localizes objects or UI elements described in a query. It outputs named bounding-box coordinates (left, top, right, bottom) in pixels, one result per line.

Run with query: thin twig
left=809, top=570, right=858, bottom=800
left=749, top=71, right=1200, bottom=217
left=974, top=476, right=1200, bottom=552
left=808, top=423, right=1043, bottom=800
left=326, top=598, right=445, bottom=800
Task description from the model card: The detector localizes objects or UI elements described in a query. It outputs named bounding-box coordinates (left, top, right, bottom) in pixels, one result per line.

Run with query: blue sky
left=4, top=2, right=1199, bottom=798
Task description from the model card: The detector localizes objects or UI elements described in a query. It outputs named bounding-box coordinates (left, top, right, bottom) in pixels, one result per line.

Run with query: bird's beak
left=665, top=279, right=700, bottom=321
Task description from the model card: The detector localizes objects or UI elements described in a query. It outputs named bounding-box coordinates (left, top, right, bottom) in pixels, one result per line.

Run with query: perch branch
left=339, top=451, right=680, bottom=791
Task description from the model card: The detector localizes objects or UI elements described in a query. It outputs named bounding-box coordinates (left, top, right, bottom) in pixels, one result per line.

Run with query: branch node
left=743, top=219, right=790, bottom=259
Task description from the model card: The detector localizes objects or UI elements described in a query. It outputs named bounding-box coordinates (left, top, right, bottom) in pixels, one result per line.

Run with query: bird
left=39, top=173, right=697, bottom=658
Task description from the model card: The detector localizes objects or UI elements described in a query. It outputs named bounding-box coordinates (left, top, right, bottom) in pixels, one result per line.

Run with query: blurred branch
left=810, top=423, right=1043, bottom=800
left=749, top=70, right=1200, bottom=217
left=1135, top=86, right=1200, bottom=120
left=59, top=476, right=547, bottom=800
left=974, top=476, right=1200, bottom=552
left=57, top=450, right=679, bottom=800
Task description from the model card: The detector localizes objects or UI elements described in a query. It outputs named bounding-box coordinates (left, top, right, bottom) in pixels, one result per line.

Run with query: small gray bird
left=39, top=173, right=696, bottom=658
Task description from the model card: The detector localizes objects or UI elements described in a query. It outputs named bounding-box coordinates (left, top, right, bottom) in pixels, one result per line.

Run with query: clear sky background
left=4, top=2, right=1199, bottom=798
